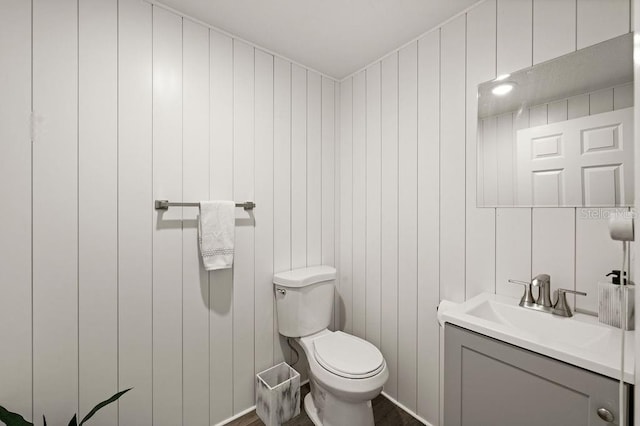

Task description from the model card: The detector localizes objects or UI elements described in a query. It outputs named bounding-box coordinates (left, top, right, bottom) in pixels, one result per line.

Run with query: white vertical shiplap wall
left=416, top=29, right=440, bottom=420
left=339, top=78, right=354, bottom=333
left=440, top=15, right=467, bottom=306
left=232, top=39, right=256, bottom=414
left=79, top=1, right=119, bottom=425
left=365, top=63, right=382, bottom=349
left=397, top=41, right=419, bottom=410
left=338, top=0, right=631, bottom=424
left=254, top=48, right=275, bottom=385
left=533, top=0, right=576, bottom=65
left=182, top=18, right=211, bottom=426
left=465, top=0, right=496, bottom=302
left=307, top=73, right=323, bottom=268
left=273, top=57, right=293, bottom=367
left=209, top=29, right=235, bottom=424
left=152, top=8, right=183, bottom=426
left=379, top=52, right=399, bottom=399
left=118, top=0, right=153, bottom=423
left=32, top=0, right=79, bottom=424
left=0, top=0, right=32, bottom=420
left=322, top=76, right=338, bottom=332
left=0, top=2, right=339, bottom=426
left=291, top=65, right=308, bottom=271
left=352, top=71, right=367, bottom=339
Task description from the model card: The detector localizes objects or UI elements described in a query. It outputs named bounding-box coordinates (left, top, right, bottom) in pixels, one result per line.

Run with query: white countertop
left=438, top=292, right=635, bottom=384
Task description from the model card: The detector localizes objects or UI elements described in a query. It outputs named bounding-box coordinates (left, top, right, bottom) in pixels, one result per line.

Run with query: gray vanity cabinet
left=444, top=324, right=631, bottom=426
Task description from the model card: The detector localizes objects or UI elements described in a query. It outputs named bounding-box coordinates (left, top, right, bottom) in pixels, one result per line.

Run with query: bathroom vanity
left=439, top=293, right=634, bottom=425
left=444, top=324, right=630, bottom=425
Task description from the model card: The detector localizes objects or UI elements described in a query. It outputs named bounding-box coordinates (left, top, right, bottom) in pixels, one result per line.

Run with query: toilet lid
left=313, top=331, right=385, bottom=379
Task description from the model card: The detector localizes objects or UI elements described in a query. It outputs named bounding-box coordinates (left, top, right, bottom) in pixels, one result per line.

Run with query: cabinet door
left=444, top=324, right=630, bottom=426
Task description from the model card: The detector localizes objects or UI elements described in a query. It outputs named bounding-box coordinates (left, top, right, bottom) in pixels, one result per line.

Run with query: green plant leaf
left=67, top=414, right=77, bottom=426
left=79, top=388, right=131, bottom=426
left=0, top=405, right=33, bottom=426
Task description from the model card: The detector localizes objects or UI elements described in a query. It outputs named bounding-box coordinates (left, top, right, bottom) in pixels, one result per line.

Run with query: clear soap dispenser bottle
left=598, top=270, right=634, bottom=330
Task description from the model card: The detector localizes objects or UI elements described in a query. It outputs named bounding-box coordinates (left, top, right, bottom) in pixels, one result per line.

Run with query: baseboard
left=380, top=391, right=433, bottom=426
left=216, top=379, right=310, bottom=426
left=213, top=405, right=256, bottom=426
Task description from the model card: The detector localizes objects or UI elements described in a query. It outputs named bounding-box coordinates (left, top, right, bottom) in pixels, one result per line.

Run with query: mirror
left=477, top=33, right=634, bottom=207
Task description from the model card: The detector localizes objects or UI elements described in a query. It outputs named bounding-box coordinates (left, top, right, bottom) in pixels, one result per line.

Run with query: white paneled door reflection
left=516, top=107, right=633, bottom=206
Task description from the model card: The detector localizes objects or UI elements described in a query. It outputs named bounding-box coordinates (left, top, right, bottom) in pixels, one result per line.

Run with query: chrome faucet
left=508, top=274, right=586, bottom=317
left=532, top=274, right=552, bottom=308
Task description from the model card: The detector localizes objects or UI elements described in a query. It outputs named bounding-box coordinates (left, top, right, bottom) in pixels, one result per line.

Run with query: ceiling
left=158, top=0, right=480, bottom=79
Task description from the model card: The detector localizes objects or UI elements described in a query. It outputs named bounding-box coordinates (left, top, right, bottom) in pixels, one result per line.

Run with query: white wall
left=0, top=1, right=338, bottom=425
left=338, top=0, right=631, bottom=424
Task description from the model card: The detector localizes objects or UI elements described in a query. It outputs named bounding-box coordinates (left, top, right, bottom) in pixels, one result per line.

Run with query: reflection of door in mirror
left=476, top=33, right=633, bottom=207
left=516, top=107, right=633, bottom=207
left=477, top=80, right=634, bottom=207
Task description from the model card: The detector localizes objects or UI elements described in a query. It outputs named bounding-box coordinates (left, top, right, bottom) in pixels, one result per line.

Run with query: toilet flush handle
left=275, top=288, right=287, bottom=296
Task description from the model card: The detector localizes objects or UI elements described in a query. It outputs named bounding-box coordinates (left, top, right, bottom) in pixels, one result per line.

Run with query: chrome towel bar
left=155, top=200, right=256, bottom=210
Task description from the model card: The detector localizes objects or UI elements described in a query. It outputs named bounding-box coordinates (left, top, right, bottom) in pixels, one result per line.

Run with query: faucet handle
left=552, top=288, right=587, bottom=317
left=508, top=279, right=536, bottom=307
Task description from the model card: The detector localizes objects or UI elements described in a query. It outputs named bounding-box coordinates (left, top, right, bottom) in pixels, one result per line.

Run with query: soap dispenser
left=598, top=270, right=634, bottom=330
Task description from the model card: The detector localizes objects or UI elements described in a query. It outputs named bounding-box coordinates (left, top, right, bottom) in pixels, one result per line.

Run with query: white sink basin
left=438, top=293, right=634, bottom=383
left=466, top=298, right=611, bottom=348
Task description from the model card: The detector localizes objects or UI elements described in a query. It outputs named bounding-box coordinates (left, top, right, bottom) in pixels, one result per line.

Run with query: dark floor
left=227, top=383, right=424, bottom=426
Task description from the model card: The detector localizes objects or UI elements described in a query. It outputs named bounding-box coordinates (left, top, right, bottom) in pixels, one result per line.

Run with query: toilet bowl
left=297, top=329, right=388, bottom=426
left=273, top=265, right=389, bottom=426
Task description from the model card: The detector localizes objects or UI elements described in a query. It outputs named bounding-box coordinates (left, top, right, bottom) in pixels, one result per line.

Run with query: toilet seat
left=313, top=331, right=385, bottom=379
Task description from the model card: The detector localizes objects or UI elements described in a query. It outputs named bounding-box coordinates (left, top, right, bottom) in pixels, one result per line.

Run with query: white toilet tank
left=274, top=265, right=336, bottom=337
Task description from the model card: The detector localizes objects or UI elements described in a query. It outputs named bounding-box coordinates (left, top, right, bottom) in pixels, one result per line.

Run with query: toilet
left=273, top=265, right=388, bottom=426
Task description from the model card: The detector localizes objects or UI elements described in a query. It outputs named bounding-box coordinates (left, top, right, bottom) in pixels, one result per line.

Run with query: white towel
left=199, top=201, right=235, bottom=271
